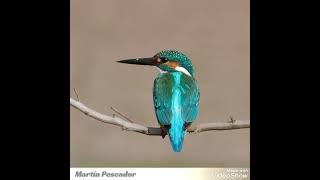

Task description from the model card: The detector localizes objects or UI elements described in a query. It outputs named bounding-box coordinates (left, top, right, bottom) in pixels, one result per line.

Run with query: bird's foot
left=184, top=122, right=192, bottom=131
left=160, top=126, right=168, bottom=139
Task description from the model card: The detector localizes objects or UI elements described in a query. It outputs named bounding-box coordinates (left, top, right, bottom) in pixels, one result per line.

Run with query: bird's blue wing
left=153, top=73, right=199, bottom=126
left=180, top=73, right=200, bottom=123
left=153, top=74, right=173, bottom=125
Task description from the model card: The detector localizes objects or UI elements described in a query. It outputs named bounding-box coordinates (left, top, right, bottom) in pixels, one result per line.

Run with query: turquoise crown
left=157, top=50, right=195, bottom=77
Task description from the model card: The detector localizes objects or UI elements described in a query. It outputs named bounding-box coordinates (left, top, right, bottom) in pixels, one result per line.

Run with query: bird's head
left=117, top=50, right=195, bottom=77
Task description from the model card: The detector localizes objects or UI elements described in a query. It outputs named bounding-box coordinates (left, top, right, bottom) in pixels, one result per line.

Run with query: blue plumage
left=153, top=72, right=199, bottom=152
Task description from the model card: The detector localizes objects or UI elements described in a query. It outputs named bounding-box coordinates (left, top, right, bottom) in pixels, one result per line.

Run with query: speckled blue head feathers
left=156, top=50, right=195, bottom=77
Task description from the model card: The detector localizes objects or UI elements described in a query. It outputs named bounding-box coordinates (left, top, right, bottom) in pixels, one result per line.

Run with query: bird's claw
left=160, top=127, right=167, bottom=139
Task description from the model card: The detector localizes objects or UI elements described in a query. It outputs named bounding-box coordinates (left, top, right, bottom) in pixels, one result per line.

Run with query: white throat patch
left=155, top=66, right=192, bottom=77
left=175, top=66, right=192, bottom=77
left=156, top=67, right=166, bottom=74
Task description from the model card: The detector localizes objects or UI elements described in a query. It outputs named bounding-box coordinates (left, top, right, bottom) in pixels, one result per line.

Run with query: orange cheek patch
left=165, top=61, right=180, bottom=68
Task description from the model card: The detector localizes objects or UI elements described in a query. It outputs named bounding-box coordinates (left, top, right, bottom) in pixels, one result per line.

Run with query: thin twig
left=110, top=106, right=134, bottom=123
left=73, top=88, right=80, bottom=102
left=229, top=116, right=236, bottom=124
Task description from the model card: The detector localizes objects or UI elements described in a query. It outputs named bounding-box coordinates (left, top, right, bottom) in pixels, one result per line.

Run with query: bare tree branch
left=70, top=98, right=148, bottom=134
left=70, top=98, right=250, bottom=136
left=110, top=106, right=134, bottom=123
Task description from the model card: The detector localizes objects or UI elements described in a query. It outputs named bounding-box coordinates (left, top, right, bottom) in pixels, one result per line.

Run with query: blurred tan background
left=70, top=0, right=249, bottom=167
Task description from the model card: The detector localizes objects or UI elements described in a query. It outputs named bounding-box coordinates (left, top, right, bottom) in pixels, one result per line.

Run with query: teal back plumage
left=153, top=71, right=200, bottom=152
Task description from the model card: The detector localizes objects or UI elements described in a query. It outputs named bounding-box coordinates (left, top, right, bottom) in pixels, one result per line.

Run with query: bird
left=117, top=50, right=200, bottom=152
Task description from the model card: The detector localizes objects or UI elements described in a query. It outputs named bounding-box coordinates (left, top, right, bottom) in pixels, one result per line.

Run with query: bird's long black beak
left=117, top=57, right=155, bottom=66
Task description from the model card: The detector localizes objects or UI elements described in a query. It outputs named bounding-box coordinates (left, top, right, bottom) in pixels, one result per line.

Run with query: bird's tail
left=168, top=118, right=186, bottom=152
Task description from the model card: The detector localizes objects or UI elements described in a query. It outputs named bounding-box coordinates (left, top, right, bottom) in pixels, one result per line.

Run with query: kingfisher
left=117, top=50, right=200, bottom=152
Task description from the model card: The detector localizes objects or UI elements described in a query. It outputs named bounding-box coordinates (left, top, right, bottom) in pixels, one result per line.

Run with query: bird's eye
left=160, top=57, right=168, bottom=63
